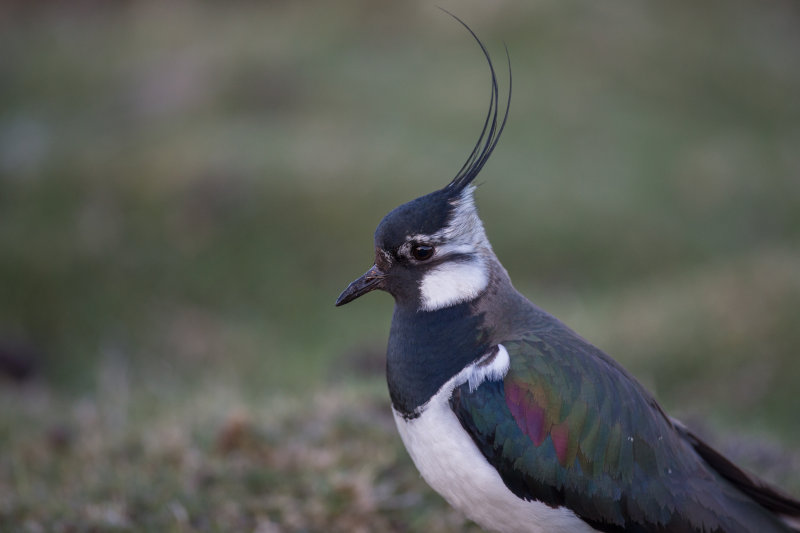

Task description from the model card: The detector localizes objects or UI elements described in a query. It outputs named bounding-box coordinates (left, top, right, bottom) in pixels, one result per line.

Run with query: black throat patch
left=386, top=301, right=491, bottom=418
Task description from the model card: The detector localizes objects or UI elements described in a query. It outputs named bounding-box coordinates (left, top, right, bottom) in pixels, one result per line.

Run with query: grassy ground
left=2, top=380, right=798, bottom=532
left=1, top=1, right=799, bottom=530
left=1, top=382, right=483, bottom=532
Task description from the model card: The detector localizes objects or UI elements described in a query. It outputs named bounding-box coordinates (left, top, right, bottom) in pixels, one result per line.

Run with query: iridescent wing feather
left=450, top=326, right=794, bottom=532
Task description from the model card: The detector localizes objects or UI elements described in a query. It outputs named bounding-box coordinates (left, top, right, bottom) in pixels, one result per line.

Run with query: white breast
left=392, top=345, right=598, bottom=533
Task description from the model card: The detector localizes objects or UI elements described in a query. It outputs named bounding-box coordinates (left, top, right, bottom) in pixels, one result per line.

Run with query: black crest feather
left=441, top=10, right=512, bottom=193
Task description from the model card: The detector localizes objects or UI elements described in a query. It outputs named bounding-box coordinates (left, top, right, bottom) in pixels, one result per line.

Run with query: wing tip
left=673, top=419, right=800, bottom=525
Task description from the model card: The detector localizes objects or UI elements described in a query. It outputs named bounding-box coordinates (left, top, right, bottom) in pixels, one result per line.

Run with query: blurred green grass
left=1, top=1, right=799, bottom=530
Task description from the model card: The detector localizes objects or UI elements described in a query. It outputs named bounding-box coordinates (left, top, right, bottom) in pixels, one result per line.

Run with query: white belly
left=391, top=346, right=598, bottom=533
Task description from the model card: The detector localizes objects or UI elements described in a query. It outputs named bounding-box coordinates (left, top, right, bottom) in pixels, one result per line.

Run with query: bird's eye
left=411, top=244, right=434, bottom=261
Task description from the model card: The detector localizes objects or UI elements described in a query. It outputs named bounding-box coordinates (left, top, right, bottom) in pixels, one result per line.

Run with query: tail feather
left=673, top=419, right=800, bottom=531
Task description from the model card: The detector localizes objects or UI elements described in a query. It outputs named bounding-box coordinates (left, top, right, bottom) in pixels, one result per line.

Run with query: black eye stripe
left=448, top=253, right=474, bottom=263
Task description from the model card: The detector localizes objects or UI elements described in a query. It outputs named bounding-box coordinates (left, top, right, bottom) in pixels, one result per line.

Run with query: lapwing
left=335, top=16, right=800, bottom=533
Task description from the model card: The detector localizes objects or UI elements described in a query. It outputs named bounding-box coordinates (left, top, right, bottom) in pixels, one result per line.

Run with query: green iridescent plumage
left=450, top=327, right=794, bottom=532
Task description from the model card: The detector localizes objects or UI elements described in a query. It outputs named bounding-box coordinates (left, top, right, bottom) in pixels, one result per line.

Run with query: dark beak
left=335, top=264, right=385, bottom=306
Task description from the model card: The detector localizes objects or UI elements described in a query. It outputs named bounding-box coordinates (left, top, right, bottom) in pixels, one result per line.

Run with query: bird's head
left=336, top=16, right=511, bottom=313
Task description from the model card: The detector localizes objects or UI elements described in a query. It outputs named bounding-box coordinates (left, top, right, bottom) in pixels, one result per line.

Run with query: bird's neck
left=386, top=299, right=491, bottom=419
left=386, top=257, right=513, bottom=419
left=386, top=256, right=554, bottom=418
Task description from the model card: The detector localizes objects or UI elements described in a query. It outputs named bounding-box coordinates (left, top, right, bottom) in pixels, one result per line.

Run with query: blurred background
left=1, top=1, right=799, bottom=530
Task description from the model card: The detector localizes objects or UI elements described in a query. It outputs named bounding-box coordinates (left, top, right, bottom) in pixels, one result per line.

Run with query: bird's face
left=336, top=186, right=493, bottom=312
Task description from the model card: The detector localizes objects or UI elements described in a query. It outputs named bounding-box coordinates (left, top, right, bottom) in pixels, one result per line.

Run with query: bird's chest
left=392, top=390, right=598, bottom=533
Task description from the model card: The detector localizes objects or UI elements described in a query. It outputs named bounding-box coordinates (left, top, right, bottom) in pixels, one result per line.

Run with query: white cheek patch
left=419, top=257, right=488, bottom=311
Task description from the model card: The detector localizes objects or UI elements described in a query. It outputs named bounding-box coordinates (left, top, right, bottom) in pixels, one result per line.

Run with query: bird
left=335, top=16, right=800, bottom=533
